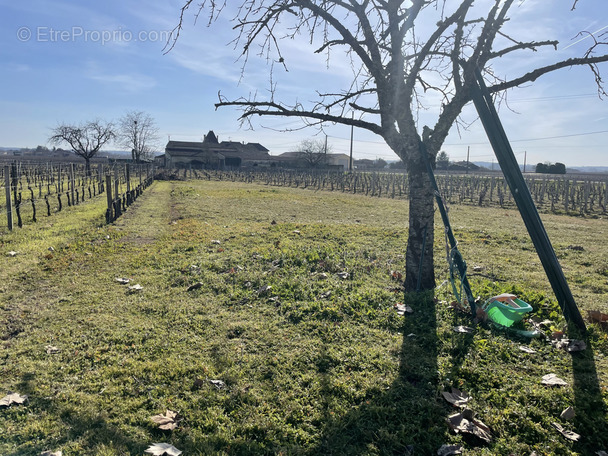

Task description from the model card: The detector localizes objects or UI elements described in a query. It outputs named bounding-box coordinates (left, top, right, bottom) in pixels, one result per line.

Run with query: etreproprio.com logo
left=17, top=26, right=172, bottom=45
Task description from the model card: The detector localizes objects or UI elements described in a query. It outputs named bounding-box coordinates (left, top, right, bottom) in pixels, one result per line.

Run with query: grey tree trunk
left=404, top=154, right=436, bottom=292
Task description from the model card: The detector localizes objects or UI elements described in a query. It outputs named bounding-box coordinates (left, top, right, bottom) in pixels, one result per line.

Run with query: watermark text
left=17, top=26, right=172, bottom=45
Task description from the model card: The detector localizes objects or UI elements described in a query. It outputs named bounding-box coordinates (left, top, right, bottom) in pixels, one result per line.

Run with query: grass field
left=1, top=179, right=607, bottom=455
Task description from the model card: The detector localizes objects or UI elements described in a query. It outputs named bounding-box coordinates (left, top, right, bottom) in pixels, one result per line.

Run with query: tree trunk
left=404, top=153, right=436, bottom=292
left=85, top=158, right=91, bottom=177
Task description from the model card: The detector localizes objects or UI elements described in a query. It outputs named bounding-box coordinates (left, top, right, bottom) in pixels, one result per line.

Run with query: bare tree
left=293, top=138, right=330, bottom=168
left=169, top=0, right=608, bottom=292
left=49, top=120, right=115, bottom=176
left=118, top=111, right=161, bottom=163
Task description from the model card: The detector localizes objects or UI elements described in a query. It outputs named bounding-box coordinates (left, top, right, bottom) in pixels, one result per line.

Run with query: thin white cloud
left=85, top=62, right=156, bottom=92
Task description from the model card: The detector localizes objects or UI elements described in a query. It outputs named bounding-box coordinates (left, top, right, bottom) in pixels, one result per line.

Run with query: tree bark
left=404, top=148, right=436, bottom=292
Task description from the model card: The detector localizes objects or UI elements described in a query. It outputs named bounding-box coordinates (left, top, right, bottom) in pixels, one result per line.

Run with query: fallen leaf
left=211, top=240, right=221, bottom=245
left=336, top=272, right=349, bottom=279
left=551, top=422, right=580, bottom=441
left=257, top=285, right=272, bottom=295
left=518, top=346, right=536, bottom=354
left=588, top=310, right=608, bottom=330
left=453, top=326, right=474, bottom=334
left=560, top=406, right=575, bottom=420
left=390, top=270, right=403, bottom=281
left=553, top=339, right=586, bottom=353
left=0, top=392, right=28, bottom=407
left=128, top=284, right=143, bottom=292
left=115, top=277, right=130, bottom=285
left=442, top=388, right=471, bottom=407
left=437, top=444, right=463, bottom=456
left=210, top=379, right=226, bottom=389
left=292, top=230, right=301, bottom=234
left=447, top=409, right=492, bottom=442
left=7, top=251, right=18, bottom=257
left=151, top=410, right=181, bottom=430
left=317, top=272, right=328, bottom=280
left=542, top=373, right=568, bottom=386
left=187, top=282, right=204, bottom=291
left=46, top=345, right=60, bottom=354
left=395, top=303, right=413, bottom=316
left=145, top=443, right=182, bottom=456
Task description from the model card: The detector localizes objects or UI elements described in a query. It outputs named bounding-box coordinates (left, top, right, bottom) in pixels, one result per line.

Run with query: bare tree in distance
left=293, top=138, right=330, bottom=168
left=118, top=111, right=161, bottom=163
left=49, top=120, right=116, bottom=176
left=169, top=0, right=608, bottom=292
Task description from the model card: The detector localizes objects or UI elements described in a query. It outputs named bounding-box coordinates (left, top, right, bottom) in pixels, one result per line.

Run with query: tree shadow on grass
left=3, top=372, right=147, bottom=456
left=312, top=292, right=471, bottom=455
left=569, top=325, right=608, bottom=454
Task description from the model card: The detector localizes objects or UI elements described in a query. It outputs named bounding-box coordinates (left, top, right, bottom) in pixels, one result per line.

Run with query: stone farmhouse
left=163, top=131, right=276, bottom=169
left=161, top=130, right=353, bottom=170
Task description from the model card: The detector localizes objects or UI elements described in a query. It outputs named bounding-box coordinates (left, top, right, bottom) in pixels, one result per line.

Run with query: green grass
left=1, top=179, right=607, bottom=455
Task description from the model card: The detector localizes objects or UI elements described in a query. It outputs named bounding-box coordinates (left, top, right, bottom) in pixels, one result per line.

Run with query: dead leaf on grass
left=437, top=444, right=463, bottom=456
left=7, top=251, right=18, bottom=257
left=257, top=285, right=272, bottom=295
left=390, top=270, right=403, bottom=281
left=395, top=303, right=413, bottom=316
left=151, top=410, right=181, bottom=430
left=128, top=284, right=143, bottom=292
left=553, top=339, right=586, bottom=353
left=588, top=310, right=608, bottom=330
left=551, top=422, right=580, bottom=441
left=560, top=406, right=575, bottom=420
left=187, top=282, right=204, bottom=291
left=518, top=346, right=536, bottom=354
left=320, top=291, right=332, bottom=299
left=210, top=379, right=226, bottom=389
left=442, top=388, right=471, bottom=407
left=336, top=272, right=349, bottom=279
left=46, top=345, right=60, bottom=354
left=541, top=373, right=568, bottom=386
left=145, top=443, right=182, bottom=456
left=0, top=392, right=28, bottom=407
left=211, top=240, right=221, bottom=245
left=453, top=325, right=474, bottom=334
left=115, top=277, right=130, bottom=285
left=446, top=409, right=492, bottom=443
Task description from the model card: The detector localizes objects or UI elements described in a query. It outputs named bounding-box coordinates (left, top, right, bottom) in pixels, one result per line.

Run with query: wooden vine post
left=4, top=166, right=13, bottom=230
left=105, top=174, right=113, bottom=223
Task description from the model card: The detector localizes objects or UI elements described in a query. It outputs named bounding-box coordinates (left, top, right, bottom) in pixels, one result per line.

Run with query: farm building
left=164, top=131, right=276, bottom=169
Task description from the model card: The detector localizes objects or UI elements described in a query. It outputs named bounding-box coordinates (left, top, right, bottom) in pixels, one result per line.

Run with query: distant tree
left=436, top=151, right=450, bottom=170
left=49, top=120, right=115, bottom=176
left=550, top=162, right=567, bottom=174
left=117, top=111, right=161, bottom=163
left=536, top=162, right=566, bottom=174
left=374, top=158, right=388, bottom=169
left=293, top=139, right=329, bottom=168
left=389, top=160, right=407, bottom=170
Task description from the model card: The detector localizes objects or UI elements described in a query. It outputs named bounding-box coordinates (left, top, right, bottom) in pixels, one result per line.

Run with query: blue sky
left=1, top=0, right=607, bottom=166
